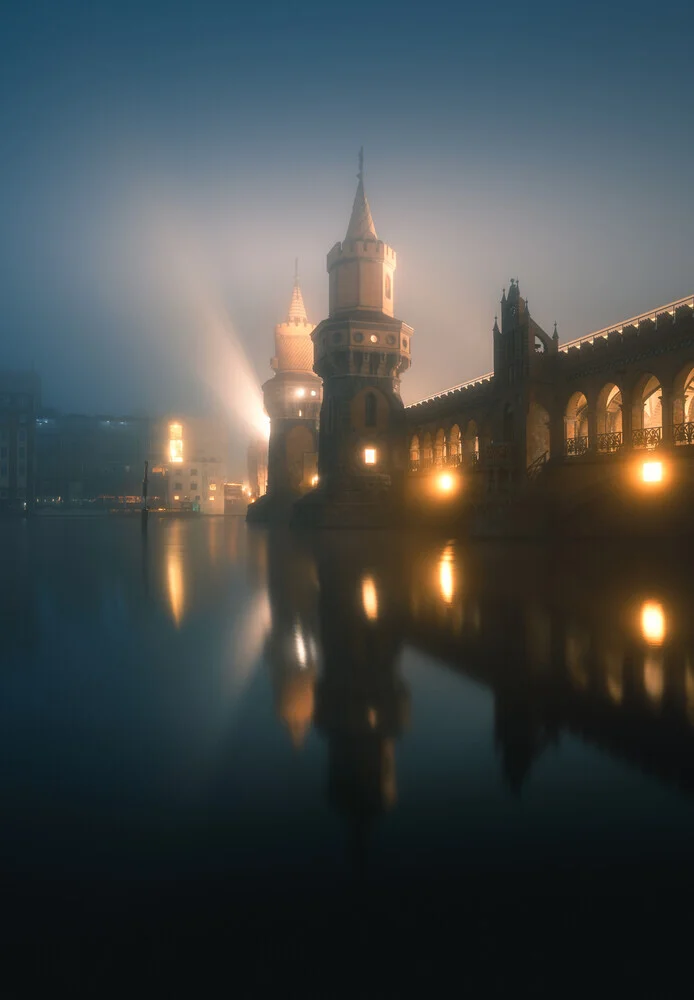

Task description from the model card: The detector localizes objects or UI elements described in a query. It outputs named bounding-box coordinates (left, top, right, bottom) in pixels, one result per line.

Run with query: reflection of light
left=361, top=575, right=378, bottom=620
left=437, top=473, right=455, bottom=493
left=311, top=475, right=319, bottom=487
left=294, top=628, right=308, bottom=669
left=641, top=601, right=666, bottom=645
left=644, top=653, right=664, bottom=703
left=295, top=387, right=305, bottom=398
left=367, top=707, right=378, bottom=728
left=364, top=447, right=376, bottom=465
left=166, top=547, right=184, bottom=627
left=439, top=545, right=455, bottom=604
left=642, top=461, right=663, bottom=483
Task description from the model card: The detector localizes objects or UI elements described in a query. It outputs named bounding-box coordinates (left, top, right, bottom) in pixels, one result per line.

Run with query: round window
left=354, top=331, right=364, bottom=343
left=369, top=334, right=378, bottom=344
left=386, top=334, right=396, bottom=346
left=402, top=337, right=409, bottom=350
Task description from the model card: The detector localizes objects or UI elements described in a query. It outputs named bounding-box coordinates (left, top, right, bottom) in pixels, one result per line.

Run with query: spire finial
left=294, top=256, right=299, bottom=284
left=345, top=149, right=377, bottom=241
left=358, top=146, right=364, bottom=183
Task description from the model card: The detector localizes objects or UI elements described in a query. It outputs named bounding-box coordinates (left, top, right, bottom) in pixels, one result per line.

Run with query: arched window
left=385, top=274, right=391, bottom=300
left=410, top=435, right=420, bottom=471
left=449, top=425, right=461, bottom=466
left=631, top=374, right=661, bottom=449
left=673, top=363, right=694, bottom=445
left=564, top=392, right=589, bottom=456
left=365, top=392, right=377, bottom=428
left=434, top=428, right=446, bottom=466
left=596, top=383, right=623, bottom=452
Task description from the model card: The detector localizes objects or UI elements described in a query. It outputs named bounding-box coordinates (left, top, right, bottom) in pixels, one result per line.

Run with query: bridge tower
left=247, top=264, right=323, bottom=522
left=294, top=152, right=413, bottom=526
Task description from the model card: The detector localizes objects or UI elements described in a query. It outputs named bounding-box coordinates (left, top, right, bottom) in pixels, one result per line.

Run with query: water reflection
left=165, top=520, right=185, bottom=627
left=256, top=530, right=694, bottom=844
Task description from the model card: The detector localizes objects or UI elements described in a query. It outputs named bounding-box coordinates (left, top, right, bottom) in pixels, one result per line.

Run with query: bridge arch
left=596, top=382, right=623, bottom=452
left=434, top=428, right=446, bottom=466
left=421, top=431, right=433, bottom=469
left=409, top=434, right=420, bottom=471
left=564, top=391, right=589, bottom=456
left=673, top=363, right=694, bottom=444
left=631, top=373, right=662, bottom=449
left=448, top=424, right=461, bottom=466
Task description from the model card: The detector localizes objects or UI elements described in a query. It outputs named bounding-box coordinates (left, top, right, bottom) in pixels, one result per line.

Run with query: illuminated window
left=310, top=390, right=317, bottom=397
left=364, top=447, right=376, bottom=465
left=370, top=334, right=378, bottom=344
left=173, top=494, right=180, bottom=501
left=209, top=483, right=217, bottom=491
left=169, top=422, right=183, bottom=464
left=295, top=388, right=305, bottom=398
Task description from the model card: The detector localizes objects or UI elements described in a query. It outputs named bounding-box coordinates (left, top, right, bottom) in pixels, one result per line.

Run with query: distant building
left=0, top=370, right=41, bottom=512
left=35, top=412, right=151, bottom=505
left=150, top=416, right=231, bottom=514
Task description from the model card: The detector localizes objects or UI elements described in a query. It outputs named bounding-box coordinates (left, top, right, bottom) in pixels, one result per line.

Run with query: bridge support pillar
left=621, top=398, right=633, bottom=451
left=587, top=405, right=597, bottom=454
left=660, top=386, right=673, bottom=445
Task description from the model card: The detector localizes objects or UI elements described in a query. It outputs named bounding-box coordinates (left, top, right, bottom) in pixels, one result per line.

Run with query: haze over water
left=3, top=516, right=694, bottom=990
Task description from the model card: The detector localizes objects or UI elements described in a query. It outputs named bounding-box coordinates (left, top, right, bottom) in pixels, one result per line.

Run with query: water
left=3, top=515, right=694, bottom=990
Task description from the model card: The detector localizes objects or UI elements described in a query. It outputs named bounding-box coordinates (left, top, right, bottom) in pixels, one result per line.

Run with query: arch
left=673, top=363, right=694, bottom=445
left=421, top=432, right=433, bottom=469
left=463, top=419, right=480, bottom=465
left=434, top=428, right=445, bottom=466
left=364, top=392, right=377, bottom=428
left=596, top=382, right=623, bottom=453
left=409, top=434, right=420, bottom=471
left=564, top=391, right=588, bottom=456
left=448, top=424, right=461, bottom=466
left=631, top=373, right=661, bottom=449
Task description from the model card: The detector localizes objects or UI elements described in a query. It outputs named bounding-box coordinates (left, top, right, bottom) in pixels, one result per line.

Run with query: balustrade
left=631, top=427, right=661, bottom=450
left=673, top=422, right=694, bottom=445
left=410, top=458, right=420, bottom=472
left=565, top=436, right=589, bottom=456
left=597, top=431, right=623, bottom=453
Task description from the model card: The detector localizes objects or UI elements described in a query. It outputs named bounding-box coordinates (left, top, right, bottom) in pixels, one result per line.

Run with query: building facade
left=0, top=371, right=41, bottom=513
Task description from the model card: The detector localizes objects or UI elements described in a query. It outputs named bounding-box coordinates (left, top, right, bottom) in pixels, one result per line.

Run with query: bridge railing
left=405, top=372, right=494, bottom=409
left=674, top=422, right=694, bottom=446
left=558, top=294, right=694, bottom=353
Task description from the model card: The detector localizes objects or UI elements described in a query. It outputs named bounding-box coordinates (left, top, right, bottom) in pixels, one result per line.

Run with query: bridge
left=403, top=285, right=694, bottom=534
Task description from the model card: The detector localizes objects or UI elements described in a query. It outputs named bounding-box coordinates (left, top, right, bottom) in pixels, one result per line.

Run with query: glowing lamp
left=641, top=601, right=666, bottom=645
left=311, top=475, right=319, bottom=487
left=364, top=448, right=376, bottom=465
left=295, top=387, right=305, bottom=398
left=361, top=576, right=378, bottom=621
left=173, top=494, right=180, bottom=501
left=437, top=473, right=455, bottom=493
left=642, top=461, right=663, bottom=483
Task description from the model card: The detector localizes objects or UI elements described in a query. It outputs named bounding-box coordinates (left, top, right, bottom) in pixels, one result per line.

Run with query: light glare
left=641, top=601, right=666, bottom=645
left=642, top=461, right=663, bottom=483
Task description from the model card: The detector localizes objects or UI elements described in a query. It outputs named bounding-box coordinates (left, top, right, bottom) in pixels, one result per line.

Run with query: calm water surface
left=3, top=515, right=694, bottom=990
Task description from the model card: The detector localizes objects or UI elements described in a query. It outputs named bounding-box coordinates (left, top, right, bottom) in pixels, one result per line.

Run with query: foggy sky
left=3, top=0, right=693, bottom=425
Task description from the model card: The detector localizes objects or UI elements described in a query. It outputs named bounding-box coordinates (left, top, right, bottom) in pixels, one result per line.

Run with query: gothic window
left=385, top=274, right=391, bottom=300
left=365, top=393, right=377, bottom=428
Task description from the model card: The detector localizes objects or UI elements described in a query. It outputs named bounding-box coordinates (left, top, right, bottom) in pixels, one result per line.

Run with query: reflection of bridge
left=260, top=529, right=694, bottom=844
left=405, top=284, right=694, bottom=533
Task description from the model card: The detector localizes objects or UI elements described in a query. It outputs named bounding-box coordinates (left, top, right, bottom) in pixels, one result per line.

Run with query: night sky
left=2, top=0, right=693, bottom=425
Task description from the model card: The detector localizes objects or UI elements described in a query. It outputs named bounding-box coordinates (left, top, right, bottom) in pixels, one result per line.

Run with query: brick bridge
left=404, top=284, right=694, bottom=530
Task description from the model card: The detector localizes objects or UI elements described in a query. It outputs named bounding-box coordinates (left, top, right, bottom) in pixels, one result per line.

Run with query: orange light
left=364, top=448, right=376, bottom=465
left=641, top=601, right=666, bottom=645
left=361, top=576, right=378, bottom=620
left=437, top=473, right=455, bottom=493
left=173, top=494, right=180, bottom=501
left=438, top=545, right=455, bottom=604
left=642, top=461, right=663, bottom=483
left=311, top=475, right=319, bottom=487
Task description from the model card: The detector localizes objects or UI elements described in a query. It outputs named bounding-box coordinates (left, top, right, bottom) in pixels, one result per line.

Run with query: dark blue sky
left=2, top=0, right=693, bottom=426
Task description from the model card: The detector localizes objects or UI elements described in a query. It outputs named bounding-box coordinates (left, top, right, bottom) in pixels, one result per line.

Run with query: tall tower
left=247, top=265, right=323, bottom=522
left=298, top=152, right=413, bottom=524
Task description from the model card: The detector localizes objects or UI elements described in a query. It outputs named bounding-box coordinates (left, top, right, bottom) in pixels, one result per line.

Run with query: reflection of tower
left=312, top=534, right=409, bottom=867
left=294, top=152, right=414, bottom=526
left=248, top=265, right=322, bottom=522
left=263, top=531, right=321, bottom=748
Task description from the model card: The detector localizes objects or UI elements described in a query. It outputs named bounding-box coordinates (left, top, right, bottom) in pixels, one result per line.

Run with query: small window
left=18, top=463, right=26, bottom=475
left=385, top=274, right=391, bottom=300
left=174, top=482, right=182, bottom=490
left=195, top=495, right=200, bottom=502
left=190, top=468, right=198, bottom=476
left=365, top=392, right=377, bottom=428
left=18, top=429, right=27, bottom=441
left=190, top=482, right=198, bottom=491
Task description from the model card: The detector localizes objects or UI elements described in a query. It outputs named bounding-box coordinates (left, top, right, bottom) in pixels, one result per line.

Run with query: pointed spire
left=345, top=147, right=378, bottom=242
left=287, top=258, right=308, bottom=322
left=493, top=315, right=500, bottom=335
left=553, top=321, right=559, bottom=342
